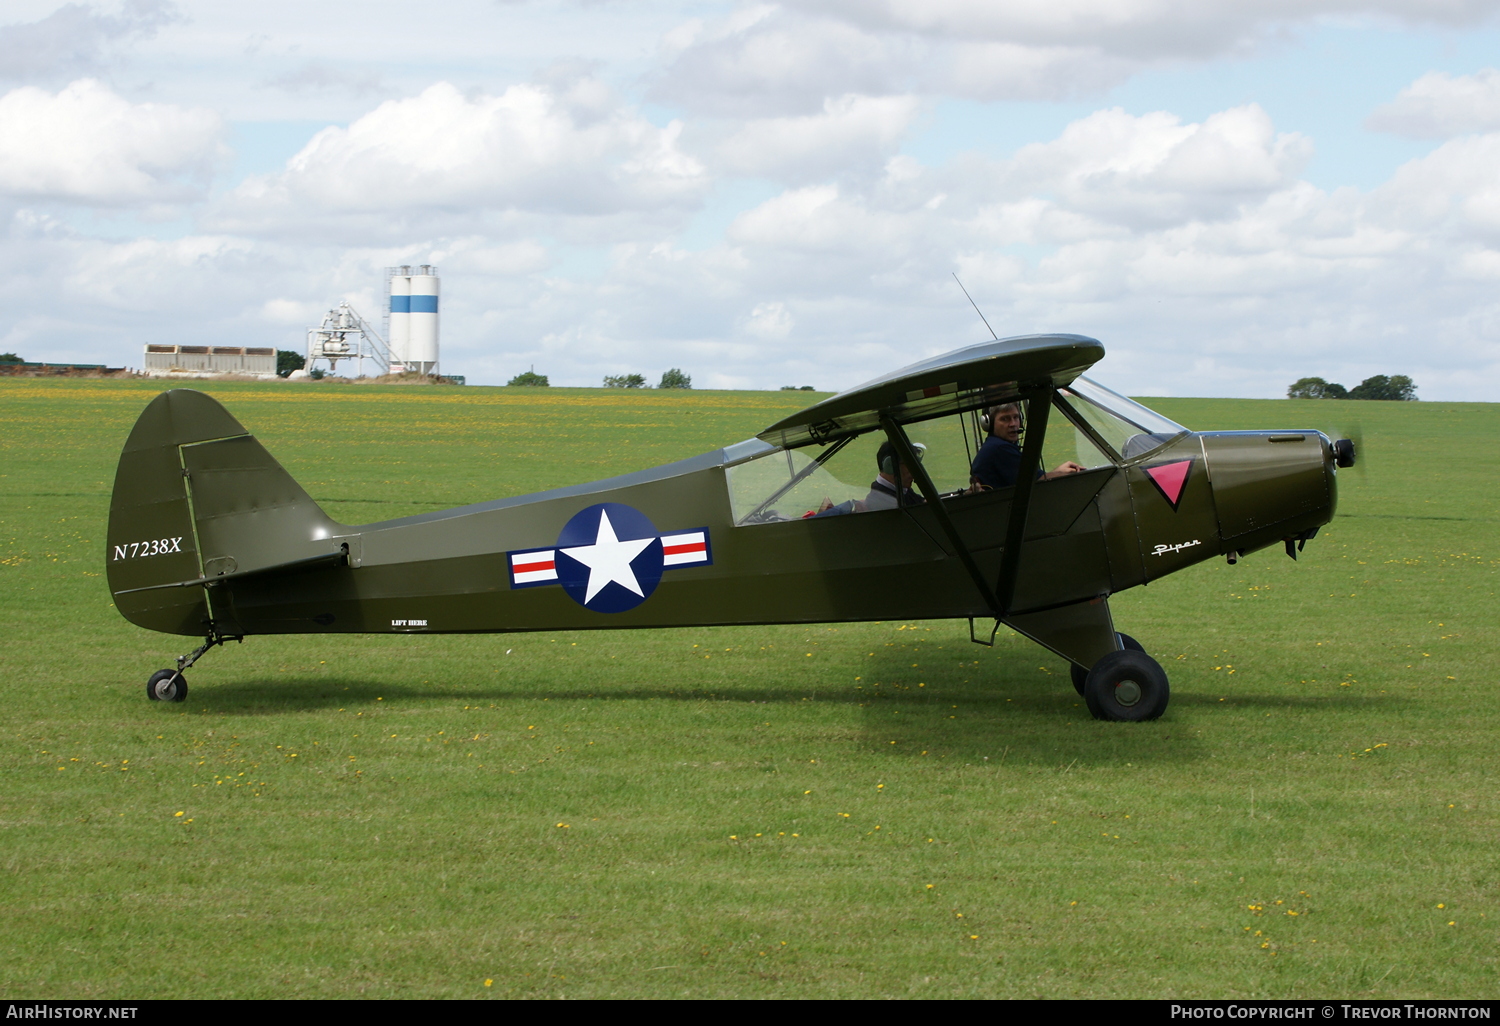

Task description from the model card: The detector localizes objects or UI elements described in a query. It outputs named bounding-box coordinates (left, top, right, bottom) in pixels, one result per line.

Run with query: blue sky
left=3, top=1, right=1499, bottom=399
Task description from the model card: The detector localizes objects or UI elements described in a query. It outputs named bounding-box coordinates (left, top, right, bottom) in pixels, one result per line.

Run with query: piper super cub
left=105, top=333, right=1354, bottom=721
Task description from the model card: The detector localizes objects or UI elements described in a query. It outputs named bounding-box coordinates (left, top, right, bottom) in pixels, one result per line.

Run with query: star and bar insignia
left=507, top=502, right=712, bottom=613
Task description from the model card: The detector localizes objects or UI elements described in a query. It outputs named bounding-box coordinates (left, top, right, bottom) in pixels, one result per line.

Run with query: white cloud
left=1367, top=68, right=1500, bottom=138
left=1000, top=105, right=1312, bottom=229
left=1375, top=131, right=1500, bottom=238
left=943, top=41, right=1135, bottom=101
left=650, top=9, right=916, bottom=116
left=261, top=60, right=384, bottom=97
left=0, top=79, right=223, bottom=205
left=656, top=1, right=1500, bottom=112
left=715, top=94, right=921, bottom=181
left=216, top=80, right=707, bottom=240
left=800, top=0, right=1500, bottom=56
left=260, top=298, right=324, bottom=325
left=0, top=0, right=179, bottom=84
left=744, top=300, right=793, bottom=337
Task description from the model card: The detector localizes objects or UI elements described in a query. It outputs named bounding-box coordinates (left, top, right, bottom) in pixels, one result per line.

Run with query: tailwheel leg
left=145, top=632, right=242, bottom=702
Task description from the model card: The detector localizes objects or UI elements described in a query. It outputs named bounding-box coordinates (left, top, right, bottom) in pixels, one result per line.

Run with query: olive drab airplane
left=106, top=334, right=1354, bottom=721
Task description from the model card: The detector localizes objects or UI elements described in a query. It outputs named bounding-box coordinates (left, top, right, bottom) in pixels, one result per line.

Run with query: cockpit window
left=726, top=434, right=884, bottom=525
left=728, top=379, right=1177, bottom=525
left=1058, top=377, right=1188, bottom=460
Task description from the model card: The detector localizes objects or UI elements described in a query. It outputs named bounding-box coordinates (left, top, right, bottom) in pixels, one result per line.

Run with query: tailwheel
left=1082, top=649, right=1169, bottom=722
left=146, top=669, right=188, bottom=703
left=1070, top=633, right=1146, bottom=696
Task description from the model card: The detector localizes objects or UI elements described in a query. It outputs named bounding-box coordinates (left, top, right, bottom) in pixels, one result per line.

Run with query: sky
left=3, top=0, right=1500, bottom=399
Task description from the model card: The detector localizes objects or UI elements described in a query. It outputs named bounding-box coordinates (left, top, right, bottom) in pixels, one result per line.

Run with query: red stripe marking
left=514, top=559, right=555, bottom=572
left=923, top=386, right=941, bottom=398
left=662, top=543, right=705, bottom=556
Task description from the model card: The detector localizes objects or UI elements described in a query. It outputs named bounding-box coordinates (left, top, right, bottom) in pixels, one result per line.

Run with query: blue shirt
left=970, top=435, right=1041, bottom=489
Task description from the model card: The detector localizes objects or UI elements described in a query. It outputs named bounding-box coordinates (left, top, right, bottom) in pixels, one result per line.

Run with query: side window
left=726, top=435, right=883, bottom=525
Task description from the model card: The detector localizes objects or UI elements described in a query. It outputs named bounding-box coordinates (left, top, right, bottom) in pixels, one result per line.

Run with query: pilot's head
left=987, top=403, right=1023, bottom=443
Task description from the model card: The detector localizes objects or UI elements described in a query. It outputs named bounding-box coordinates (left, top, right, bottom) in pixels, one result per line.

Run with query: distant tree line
left=780, top=385, right=815, bottom=391
left=1288, top=375, right=1416, bottom=401
left=505, top=368, right=693, bottom=388
left=604, top=369, right=691, bottom=389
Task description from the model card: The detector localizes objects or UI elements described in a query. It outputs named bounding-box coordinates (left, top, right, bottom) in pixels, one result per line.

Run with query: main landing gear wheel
left=1083, top=649, right=1169, bottom=722
left=1070, top=633, right=1146, bottom=696
left=147, top=669, right=188, bottom=703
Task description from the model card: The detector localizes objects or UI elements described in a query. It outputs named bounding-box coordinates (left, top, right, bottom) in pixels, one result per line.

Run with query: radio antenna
left=952, top=272, right=998, bottom=341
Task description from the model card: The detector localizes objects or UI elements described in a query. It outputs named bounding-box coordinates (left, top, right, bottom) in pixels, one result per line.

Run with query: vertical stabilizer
left=107, top=390, right=344, bottom=636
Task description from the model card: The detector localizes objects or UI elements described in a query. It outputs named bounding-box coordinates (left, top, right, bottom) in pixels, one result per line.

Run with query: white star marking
left=560, top=509, right=655, bottom=604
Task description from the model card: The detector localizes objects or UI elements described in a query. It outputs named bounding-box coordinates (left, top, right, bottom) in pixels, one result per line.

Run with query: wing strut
left=995, top=387, right=1051, bottom=612
left=879, top=414, right=1001, bottom=617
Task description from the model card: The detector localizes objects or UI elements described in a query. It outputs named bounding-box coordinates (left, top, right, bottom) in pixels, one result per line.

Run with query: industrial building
left=143, top=345, right=276, bottom=377
left=302, top=265, right=441, bottom=377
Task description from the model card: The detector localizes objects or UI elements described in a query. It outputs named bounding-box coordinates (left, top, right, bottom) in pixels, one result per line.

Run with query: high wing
left=757, top=333, right=1104, bottom=448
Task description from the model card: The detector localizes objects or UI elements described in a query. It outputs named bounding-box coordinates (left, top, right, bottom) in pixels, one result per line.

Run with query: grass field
left=2, top=378, right=1497, bottom=999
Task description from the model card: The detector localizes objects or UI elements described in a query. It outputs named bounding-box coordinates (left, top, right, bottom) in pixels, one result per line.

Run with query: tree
left=508, top=370, right=549, bottom=386
left=308, top=367, right=326, bottom=380
left=0, top=352, right=21, bottom=363
left=658, top=368, right=691, bottom=389
left=1388, top=374, right=1418, bottom=401
left=603, top=373, right=647, bottom=388
left=780, top=385, right=815, bottom=391
left=1287, top=377, right=1347, bottom=399
left=1349, top=374, right=1417, bottom=401
left=277, top=350, right=306, bottom=377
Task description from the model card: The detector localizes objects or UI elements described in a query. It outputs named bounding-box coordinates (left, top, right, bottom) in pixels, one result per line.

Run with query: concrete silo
left=386, top=264, right=438, bottom=375
left=407, top=266, right=439, bottom=376
left=387, top=268, right=411, bottom=370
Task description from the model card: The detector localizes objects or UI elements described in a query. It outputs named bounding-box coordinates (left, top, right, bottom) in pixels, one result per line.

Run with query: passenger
left=863, top=441, right=926, bottom=510
left=970, top=403, right=1085, bottom=490
left=811, top=440, right=925, bottom=516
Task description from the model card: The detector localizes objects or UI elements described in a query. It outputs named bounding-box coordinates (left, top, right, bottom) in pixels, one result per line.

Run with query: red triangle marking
left=1145, top=460, right=1192, bottom=508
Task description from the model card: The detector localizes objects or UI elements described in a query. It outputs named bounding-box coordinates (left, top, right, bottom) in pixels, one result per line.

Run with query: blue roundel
left=553, top=503, right=664, bottom=613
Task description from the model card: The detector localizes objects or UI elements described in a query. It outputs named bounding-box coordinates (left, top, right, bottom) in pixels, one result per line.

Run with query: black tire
left=146, top=669, right=188, bottom=703
left=1070, top=633, right=1146, bottom=696
left=1083, top=649, right=1168, bottom=722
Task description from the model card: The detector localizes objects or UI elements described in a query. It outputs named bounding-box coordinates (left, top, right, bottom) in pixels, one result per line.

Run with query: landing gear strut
left=1069, top=633, right=1170, bottom=721
left=145, top=632, right=242, bottom=702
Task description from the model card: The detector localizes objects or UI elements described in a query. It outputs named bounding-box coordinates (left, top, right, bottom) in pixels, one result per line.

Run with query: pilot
left=970, top=402, right=1085, bottom=490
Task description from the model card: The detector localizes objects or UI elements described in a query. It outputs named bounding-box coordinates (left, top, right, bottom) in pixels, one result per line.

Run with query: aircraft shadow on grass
left=188, top=660, right=1403, bottom=772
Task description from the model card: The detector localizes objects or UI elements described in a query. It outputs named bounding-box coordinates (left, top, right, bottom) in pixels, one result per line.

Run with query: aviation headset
left=981, top=401, right=1025, bottom=435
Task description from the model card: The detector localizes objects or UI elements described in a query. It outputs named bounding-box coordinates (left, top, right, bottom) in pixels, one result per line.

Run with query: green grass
left=2, top=379, right=1497, bottom=998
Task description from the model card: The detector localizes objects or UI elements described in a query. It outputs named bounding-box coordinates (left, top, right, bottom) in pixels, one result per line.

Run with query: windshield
left=1059, top=376, right=1188, bottom=460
